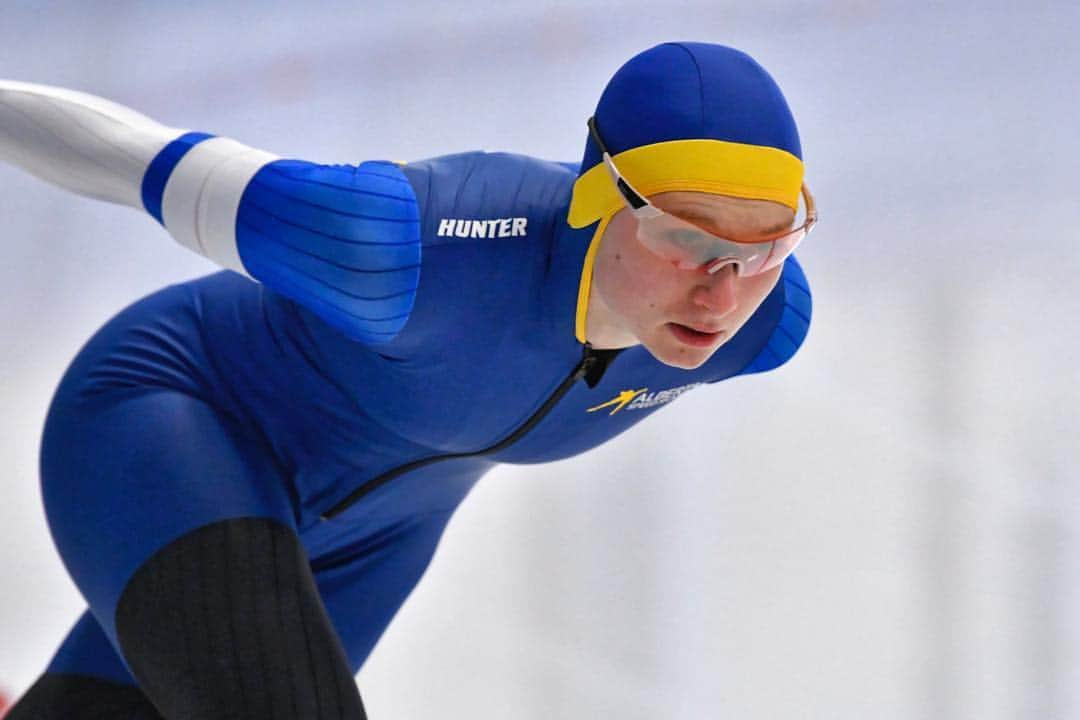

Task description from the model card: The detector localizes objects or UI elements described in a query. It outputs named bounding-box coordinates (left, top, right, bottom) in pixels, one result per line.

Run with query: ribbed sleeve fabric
left=235, top=159, right=421, bottom=345
left=739, top=255, right=812, bottom=375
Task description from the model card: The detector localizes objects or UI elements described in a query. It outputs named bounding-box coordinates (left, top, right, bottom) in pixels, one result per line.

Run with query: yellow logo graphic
left=586, top=382, right=705, bottom=416
left=587, top=388, right=648, bottom=416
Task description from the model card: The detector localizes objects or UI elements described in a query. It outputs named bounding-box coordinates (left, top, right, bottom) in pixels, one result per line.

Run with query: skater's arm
left=734, top=254, right=812, bottom=377
left=0, top=80, right=192, bottom=207
left=0, top=80, right=420, bottom=345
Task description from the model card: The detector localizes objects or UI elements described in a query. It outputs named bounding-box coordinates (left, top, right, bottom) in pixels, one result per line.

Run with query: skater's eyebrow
left=665, top=205, right=794, bottom=238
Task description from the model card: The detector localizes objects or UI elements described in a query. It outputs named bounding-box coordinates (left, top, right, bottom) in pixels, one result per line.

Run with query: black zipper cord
left=320, top=344, right=609, bottom=521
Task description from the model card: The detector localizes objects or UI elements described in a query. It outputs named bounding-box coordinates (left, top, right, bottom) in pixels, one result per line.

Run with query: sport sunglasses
left=587, top=116, right=817, bottom=276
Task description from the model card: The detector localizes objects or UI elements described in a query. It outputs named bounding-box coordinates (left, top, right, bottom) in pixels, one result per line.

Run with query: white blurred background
left=2, top=1, right=1079, bottom=717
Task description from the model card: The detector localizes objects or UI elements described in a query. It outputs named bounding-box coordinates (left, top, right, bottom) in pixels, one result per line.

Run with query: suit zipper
left=320, top=343, right=602, bottom=520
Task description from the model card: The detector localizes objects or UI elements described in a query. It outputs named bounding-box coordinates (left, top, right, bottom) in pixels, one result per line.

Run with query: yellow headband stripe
left=574, top=214, right=612, bottom=343
left=568, top=138, right=804, bottom=228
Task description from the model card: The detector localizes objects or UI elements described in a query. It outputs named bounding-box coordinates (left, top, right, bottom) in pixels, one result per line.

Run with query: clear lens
left=635, top=211, right=806, bottom=277
left=599, top=142, right=814, bottom=277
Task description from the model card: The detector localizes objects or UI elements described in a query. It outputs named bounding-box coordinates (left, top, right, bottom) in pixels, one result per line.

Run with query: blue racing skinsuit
left=35, top=147, right=811, bottom=702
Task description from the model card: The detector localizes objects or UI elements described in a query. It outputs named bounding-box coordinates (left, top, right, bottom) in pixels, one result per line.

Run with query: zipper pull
left=577, top=343, right=622, bottom=388
left=574, top=343, right=599, bottom=382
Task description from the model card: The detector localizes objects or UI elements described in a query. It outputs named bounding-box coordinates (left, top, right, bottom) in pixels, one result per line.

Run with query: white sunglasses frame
left=587, top=116, right=817, bottom=276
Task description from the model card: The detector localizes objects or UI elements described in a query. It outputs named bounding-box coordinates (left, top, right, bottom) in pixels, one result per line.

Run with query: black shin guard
left=115, top=517, right=366, bottom=720
left=6, top=672, right=163, bottom=719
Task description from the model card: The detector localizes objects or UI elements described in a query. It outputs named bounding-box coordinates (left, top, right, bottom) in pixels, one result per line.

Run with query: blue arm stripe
left=140, top=132, right=214, bottom=224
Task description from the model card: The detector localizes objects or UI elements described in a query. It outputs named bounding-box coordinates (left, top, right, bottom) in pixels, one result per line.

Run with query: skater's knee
left=116, top=517, right=367, bottom=719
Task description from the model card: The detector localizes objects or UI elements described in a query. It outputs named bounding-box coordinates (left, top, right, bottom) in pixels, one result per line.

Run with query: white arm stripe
left=160, top=137, right=278, bottom=276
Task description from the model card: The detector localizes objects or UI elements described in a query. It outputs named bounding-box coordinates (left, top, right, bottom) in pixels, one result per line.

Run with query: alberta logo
left=586, top=382, right=704, bottom=416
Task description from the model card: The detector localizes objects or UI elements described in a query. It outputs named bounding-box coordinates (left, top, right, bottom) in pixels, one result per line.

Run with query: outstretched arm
left=0, top=80, right=420, bottom=345
left=0, top=80, right=190, bottom=207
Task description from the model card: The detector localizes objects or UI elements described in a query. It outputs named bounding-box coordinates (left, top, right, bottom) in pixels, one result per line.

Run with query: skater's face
left=587, top=192, right=796, bottom=370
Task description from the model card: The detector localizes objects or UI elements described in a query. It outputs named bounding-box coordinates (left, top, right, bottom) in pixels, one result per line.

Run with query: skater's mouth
left=667, top=322, right=725, bottom=348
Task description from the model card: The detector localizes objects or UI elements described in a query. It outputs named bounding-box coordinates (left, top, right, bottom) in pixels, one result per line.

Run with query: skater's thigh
left=41, top=386, right=294, bottom=645
left=315, top=509, right=457, bottom=672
